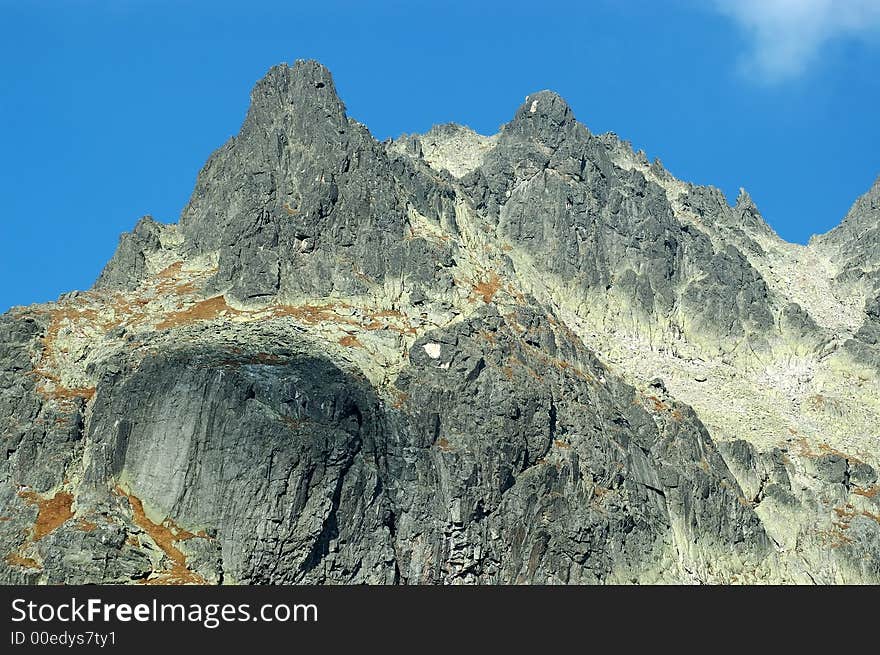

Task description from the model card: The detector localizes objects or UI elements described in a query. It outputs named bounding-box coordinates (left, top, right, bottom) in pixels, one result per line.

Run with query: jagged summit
left=248, top=60, right=345, bottom=117
left=735, top=187, right=755, bottom=209
left=822, top=175, right=880, bottom=235
left=729, top=186, right=775, bottom=236
left=236, top=59, right=351, bottom=158
left=504, top=90, right=582, bottom=147
left=4, top=60, right=880, bottom=586
left=812, top=174, right=880, bottom=301
left=513, top=90, right=576, bottom=127
left=840, top=175, right=880, bottom=228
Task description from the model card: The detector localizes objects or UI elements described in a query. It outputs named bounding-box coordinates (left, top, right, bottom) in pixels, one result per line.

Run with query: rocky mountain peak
left=864, top=174, right=880, bottom=207
left=822, top=175, right=880, bottom=233
left=735, top=187, right=756, bottom=211
left=813, top=174, right=880, bottom=282
left=241, top=59, right=347, bottom=134
left=505, top=90, right=580, bottom=146
left=844, top=175, right=880, bottom=218
left=730, top=186, right=774, bottom=235
left=4, top=60, right=880, bottom=587
left=515, top=90, right=574, bottom=124
left=256, top=59, right=341, bottom=107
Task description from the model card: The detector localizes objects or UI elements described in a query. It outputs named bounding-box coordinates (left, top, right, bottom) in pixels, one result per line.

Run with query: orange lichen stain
left=34, top=302, right=107, bottom=385
left=280, top=415, right=303, bottom=430
left=834, top=506, right=854, bottom=521
left=590, top=486, right=611, bottom=513
left=506, top=283, right=527, bottom=304
left=794, top=438, right=865, bottom=464
left=501, top=321, right=596, bottom=384
left=35, top=383, right=96, bottom=402
left=818, top=443, right=865, bottom=465
left=436, top=437, right=454, bottom=452
left=18, top=490, right=74, bottom=540
left=732, top=480, right=755, bottom=508
left=591, top=486, right=610, bottom=500
left=389, top=390, right=409, bottom=410
left=553, top=440, right=570, bottom=450
left=807, top=394, right=826, bottom=410
left=647, top=396, right=667, bottom=412
left=149, top=263, right=209, bottom=298
left=819, top=526, right=854, bottom=549
left=524, top=364, right=544, bottom=382
left=175, top=281, right=198, bottom=295
left=830, top=534, right=853, bottom=548
left=156, top=296, right=240, bottom=330
left=76, top=518, right=98, bottom=532
left=501, top=312, right=525, bottom=334
left=270, top=303, right=356, bottom=327
left=832, top=504, right=880, bottom=529
left=472, top=272, right=502, bottom=304
left=503, top=352, right=544, bottom=382
left=156, top=262, right=183, bottom=279
left=338, top=334, right=364, bottom=349
left=853, top=485, right=880, bottom=499
left=4, top=552, right=41, bottom=570
left=794, top=437, right=816, bottom=458
left=641, top=394, right=683, bottom=422
left=373, top=309, right=405, bottom=319
left=357, top=308, right=418, bottom=335
left=254, top=352, right=285, bottom=365
left=116, top=486, right=207, bottom=585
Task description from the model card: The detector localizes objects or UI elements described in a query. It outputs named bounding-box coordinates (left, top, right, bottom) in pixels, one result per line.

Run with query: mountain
left=1, top=60, right=878, bottom=584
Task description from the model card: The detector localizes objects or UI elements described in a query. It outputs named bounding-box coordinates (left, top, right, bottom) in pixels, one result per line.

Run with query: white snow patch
left=423, top=342, right=442, bottom=359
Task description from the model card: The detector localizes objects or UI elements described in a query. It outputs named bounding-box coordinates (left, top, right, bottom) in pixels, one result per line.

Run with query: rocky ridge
left=1, top=60, right=878, bottom=584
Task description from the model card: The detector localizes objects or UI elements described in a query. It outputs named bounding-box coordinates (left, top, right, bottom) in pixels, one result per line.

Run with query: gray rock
left=2, top=60, right=879, bottom=585
left=96, top=216, right=165, bottom=289
left=460, top=94, right=774, bottom=355
left=174, top=61, right=458, bottom=303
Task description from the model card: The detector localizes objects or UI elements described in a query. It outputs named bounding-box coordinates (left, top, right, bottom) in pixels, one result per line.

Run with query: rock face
left=172, top=61, right=457, bottom=304
left=2, top=60, right=879, bottom=584
left=812, top=177, right=880, bottom=374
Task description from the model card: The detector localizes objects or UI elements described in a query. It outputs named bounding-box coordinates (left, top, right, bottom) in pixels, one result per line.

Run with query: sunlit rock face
left=2, top=61, right=878, bottom=585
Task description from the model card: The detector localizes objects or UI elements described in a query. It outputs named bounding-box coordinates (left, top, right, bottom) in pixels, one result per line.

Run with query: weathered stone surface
left=2, top=60, right=879, bottom=584
left=173, top=61, right=459, bottom=304
left=810, top=177, right=880, bottom=377
left=96, top=216, right=165, bottom=290
left=459, top=93, right=776, bottom=357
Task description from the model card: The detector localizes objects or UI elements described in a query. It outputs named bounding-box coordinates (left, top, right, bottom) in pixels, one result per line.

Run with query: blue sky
left=2, top=0, right=879, bottom=312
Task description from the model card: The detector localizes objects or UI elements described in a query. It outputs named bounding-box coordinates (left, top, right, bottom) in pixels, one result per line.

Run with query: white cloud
left=713, top=0, right=880, bottom=82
